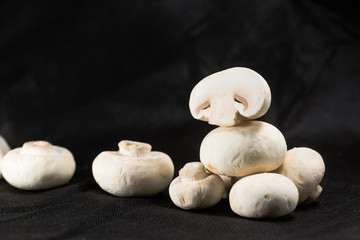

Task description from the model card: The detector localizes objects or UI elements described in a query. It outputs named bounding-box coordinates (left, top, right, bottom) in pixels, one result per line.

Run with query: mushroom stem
left=23, top=141, right=52, bottom=148
left=209, top=93, right=237, bottom=126
left=179, top=162, right=208, bottom=181
left=118, top=140, right=152, bottom=158
left=21, top=141, right=53, bottom=155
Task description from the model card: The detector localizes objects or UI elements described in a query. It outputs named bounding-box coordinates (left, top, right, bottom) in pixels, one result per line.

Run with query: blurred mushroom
left=169, top=162, right=225, bottom=210
left=273, top=147, right=325, bottom=204
left=200, top=121, right=287, bottom=177
left=2, top=140, right=76, bottom=190
left=229, top=173, right=299, bottom=218
left=92, top=140, right=174, bottom=197
left=0, top=135, right=11, bottom=179
left=189, top=67, right=271, bottom=126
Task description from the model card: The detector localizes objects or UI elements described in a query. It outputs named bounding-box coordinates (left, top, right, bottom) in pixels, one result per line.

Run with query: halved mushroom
left=2, top=140, right=76, bottom=190
left=169, top=162, right=225, bottom=210
left=0, top=135, right=11, bottom=179
left=92, top=140, right=174, bottom=197
left=189, top=67, right=271, bottom=126
left=200, top=121, right=287, bottom=177
left=273, top=147, right=325, bottom=204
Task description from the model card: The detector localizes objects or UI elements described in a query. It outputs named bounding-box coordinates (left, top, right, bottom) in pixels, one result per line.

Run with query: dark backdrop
left=1, top=1, right=359, bottom=239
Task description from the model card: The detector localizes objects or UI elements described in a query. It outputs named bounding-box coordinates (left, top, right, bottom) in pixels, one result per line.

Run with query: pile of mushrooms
left=0, top=67, right=325, bottom=219
left=169, top=67, right=325, bottom=218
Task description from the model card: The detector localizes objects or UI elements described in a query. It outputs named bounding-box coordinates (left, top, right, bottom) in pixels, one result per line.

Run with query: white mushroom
left=229, top=173, right=299, bottom=218
left=0, top=135, right=11, bottom=179
left=219, top=175, right=241, bottom=198
left=169, top=162, right=225, bottom=210
left=92, top=140, right=174, bottom=197
left=200, top=121, right=287, bottom=177
left=273, top=147, right=325, bottom=204
left=2, top=140, right=76, bottom=190
left=189, top=67, right=271, bottom=126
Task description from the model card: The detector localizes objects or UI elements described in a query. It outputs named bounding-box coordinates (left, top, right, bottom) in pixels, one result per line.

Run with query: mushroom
left=2, top=140, right=76, bottom=190
left=200, top=121, right=287, bottom=177
left=189, top=67, right=271, bottom=126
left=169, top=162, right=225, bottom=210
left=0, top=135, right=11, bottom=179
left=219, top=175, right=241, bottom=198
left=273, top=147, right=325, bottom=204
left=229, top=173, right=299, bottom=218
left=92, top=140, right=174, bottom=197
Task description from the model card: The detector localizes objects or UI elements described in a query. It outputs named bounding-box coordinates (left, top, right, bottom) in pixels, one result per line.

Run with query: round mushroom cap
left=273, top=147, right=325, bottom=204
left=229, top=173, right=299, bottom=218
left=169, top=162, right=225, bottom=210
left=0, top=135, right=11, bottom=179
left=2, top=141, right=76, bottom=190
left=200, top=121, right=287, bottom=177
left=92, top=140, right=174, bottom=197
left=189, top=67, right=271, bottom=127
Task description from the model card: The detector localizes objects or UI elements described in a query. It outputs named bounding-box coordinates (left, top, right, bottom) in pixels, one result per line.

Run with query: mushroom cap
left=229, top=173, right=299, bottom=218
left=0, top=135, right=11, bottom=179
left=169, top=162, right=225, bottom=210
left=92, top=140, right=174, bottom=197
left=189, top=67, right=271, bottom=127
left=2, top=141, right=76, bottom=190
left=273, top=147, right=325, bottom=204
left=200, top=121, right=287, bottom=177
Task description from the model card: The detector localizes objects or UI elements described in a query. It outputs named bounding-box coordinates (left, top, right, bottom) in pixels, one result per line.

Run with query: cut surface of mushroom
left=200, top=121, right=287, bottom=177
left=229, top=173, right=299, bottom=218
left=92, top=140, right=174, bottom=197
left=169, top=162, right=225, bottom=210
left=189, top=67, right=271, bottom=126
left=2, top=140, right=76, bottom=190
left=273, top=147, right=325, bottom=204
left=0, top=136, right=11, bottom=179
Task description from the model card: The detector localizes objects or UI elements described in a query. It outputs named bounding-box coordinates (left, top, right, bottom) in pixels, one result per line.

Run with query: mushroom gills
left=189, top=67, right=271, bottom=127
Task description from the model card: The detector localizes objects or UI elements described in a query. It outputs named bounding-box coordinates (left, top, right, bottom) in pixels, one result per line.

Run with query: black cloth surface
left=1, top=1, right=360, bottom=239
left=1, top=175, right=360, bottom=240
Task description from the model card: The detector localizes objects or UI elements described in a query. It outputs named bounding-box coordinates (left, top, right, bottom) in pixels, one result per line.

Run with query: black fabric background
left=0, top=1, right=359, bottom=239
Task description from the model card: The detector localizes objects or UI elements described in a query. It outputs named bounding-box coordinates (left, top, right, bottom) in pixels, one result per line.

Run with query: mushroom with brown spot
left=189, top=67, right=271, bottom=127
left=200, top=121, right=287, bottom=177
left=169, top=162, right=225, bottom=210
left=2, top=140, right=76, bottom=190
left=92, top=140, right=174, bottom=197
